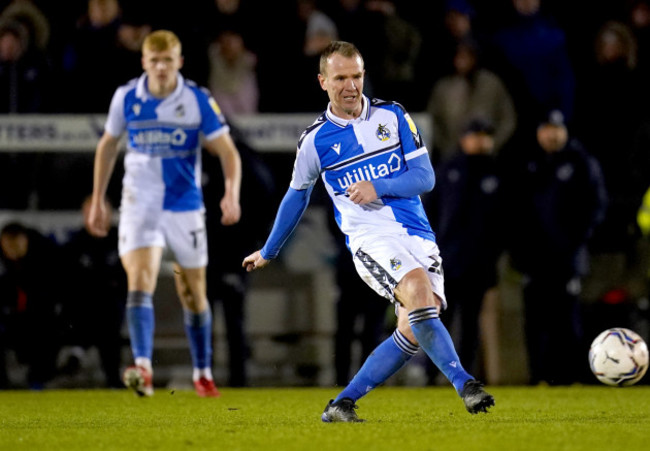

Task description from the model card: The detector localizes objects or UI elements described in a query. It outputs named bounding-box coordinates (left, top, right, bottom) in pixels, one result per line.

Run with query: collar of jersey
left=326, top=95, right=370, bottom=127
left=135, top=73, right=185, bottom=103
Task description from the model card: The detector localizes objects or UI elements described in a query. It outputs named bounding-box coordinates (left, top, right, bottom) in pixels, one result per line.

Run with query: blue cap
left=540, top=109, right=565, bottom=126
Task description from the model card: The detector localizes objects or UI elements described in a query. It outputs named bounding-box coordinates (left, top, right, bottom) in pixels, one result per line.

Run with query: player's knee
left=183, top=297, right=209, bottom=313
left=176, top=284, right=208, bottom=312
left=127, top=269, right=158, bottom=292
left=395, top=269, right=436, bottom=310
left=396, top=309, right=419, bottom=345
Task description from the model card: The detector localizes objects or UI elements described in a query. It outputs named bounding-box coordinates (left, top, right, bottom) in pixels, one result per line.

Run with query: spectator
left=425, top=118, right=504, bottom=376
left=298, top=0, right=338, bottom=57
left=359, top=0, right=422, bottom=105
left=489, top=0, right=575, bottom=140
left=573, top=21, right=650, bottom=321
left=0, top=0, right=50, bottom=52
left=427, top=38, right=516, bottom=164
left=0, top=18, right=53, bottom=112
left=204, top=0, right=247, bottom=28
left=323, top=0, right=366, bottom=46
left=200, top=0, right=257, bottom=50
left=61, top=0, right=122, bottom=112
left=426, top=0, right=477, bottom=84
left=576, top=21, right=646, bottom=255
left=207, top=28, right=259, bottom=116
left=112, top=10, right=151, bottom=84
left=505, top=110, right=607, bottom=385
left=291, top=4, right=340, bottom=113
left=627, top=0, right=650, bottom=81
left=0, top=222, right=63, bottom=389
left=59, top=197, right=126, bottom=388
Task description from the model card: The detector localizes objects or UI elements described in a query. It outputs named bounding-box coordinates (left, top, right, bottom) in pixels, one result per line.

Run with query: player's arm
left=204, top=133, right=242, bottom=226
left=242, top=185, right=313, bottom=272
left=347, top=152, right=435, bottom=204
left=87, top=132, right=121, bottom=237
left=372, top=151, right=435, bottom=197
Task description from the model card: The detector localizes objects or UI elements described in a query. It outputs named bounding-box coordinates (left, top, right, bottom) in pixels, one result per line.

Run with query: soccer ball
left=588, top=328, right=649, bottom=386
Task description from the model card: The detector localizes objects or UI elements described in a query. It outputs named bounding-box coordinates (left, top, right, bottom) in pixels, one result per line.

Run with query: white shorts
left=118, top=208, right=208, bottom=268
left=352, top=234, right=447, bottom=309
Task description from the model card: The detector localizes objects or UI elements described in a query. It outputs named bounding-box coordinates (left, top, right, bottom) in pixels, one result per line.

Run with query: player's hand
left=85, top=198, right=109, bottom=237
left=220, top=195, right=241, bottom=226
left=242, top=250, right=269, bottom=272
left=347, top=181, right=378, bottom=205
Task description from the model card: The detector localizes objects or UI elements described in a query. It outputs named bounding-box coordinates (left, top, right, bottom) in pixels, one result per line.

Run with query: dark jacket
left=0, top=228, right=63, bottom=320
left=506, top=138, right=607, bottom=278
left=427, top=151, right=504, bottom=288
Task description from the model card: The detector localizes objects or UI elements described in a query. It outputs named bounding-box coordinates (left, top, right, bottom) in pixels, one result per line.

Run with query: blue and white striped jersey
left=291, top=95, right=435, bottom=252
left=105, top=73, right=230, bottom=213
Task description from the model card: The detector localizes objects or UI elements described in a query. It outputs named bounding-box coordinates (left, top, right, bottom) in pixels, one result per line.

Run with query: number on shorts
left=427, top=255, right=442, bottom=275
left=190, top=228, right=205, bottom=249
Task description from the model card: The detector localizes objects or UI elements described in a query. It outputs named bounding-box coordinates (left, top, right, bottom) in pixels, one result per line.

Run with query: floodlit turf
left=1, top=386, right=649, bottom=450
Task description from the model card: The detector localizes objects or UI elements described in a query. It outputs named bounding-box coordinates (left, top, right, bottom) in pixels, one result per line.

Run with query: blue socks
left=126, top=291, right=155, bottom=360
left=334, top=306, right=473, bottom=402
left=408, top=307, right=473, bottom=393
left=334, top=330, right=418, bottom=403
left=126, top=291, right=213, bottom=372
left=184, top=308, right=213, bottom=369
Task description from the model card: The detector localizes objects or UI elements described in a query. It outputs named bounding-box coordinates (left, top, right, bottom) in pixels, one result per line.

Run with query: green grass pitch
left=1, top=386, right=649, bottom=450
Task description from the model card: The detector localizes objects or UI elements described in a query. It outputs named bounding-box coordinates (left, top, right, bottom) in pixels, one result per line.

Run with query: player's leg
left=395, top=269, right=472, bottom=389
left=329, top=324, right=419, bottom=397
left=121, top=246, right=163, bottom=396
left=323, top=245, right=421, bottom=422
left=172, top=264, right=219, bottom=397
left=323, top=324, right=419, bottom=422
left=396, top=268, right=494, bottom=414
left=166, top=210, right=219, bottom=397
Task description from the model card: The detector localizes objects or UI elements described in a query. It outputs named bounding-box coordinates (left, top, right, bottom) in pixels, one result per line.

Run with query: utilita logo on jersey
left=336, top=153, right=402, bottom=190
left=132, top=128, right=188, bottom=147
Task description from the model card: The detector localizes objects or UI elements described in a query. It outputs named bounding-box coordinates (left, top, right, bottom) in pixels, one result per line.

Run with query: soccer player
left=87, top=30, right=242, bottom=397
left=242, top=41, right=494, bottom=421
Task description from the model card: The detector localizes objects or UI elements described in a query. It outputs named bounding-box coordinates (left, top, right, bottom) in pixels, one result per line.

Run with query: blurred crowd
left=2, top=0, right=650, bottom=172
left=2, top=0, right=650, bottom=387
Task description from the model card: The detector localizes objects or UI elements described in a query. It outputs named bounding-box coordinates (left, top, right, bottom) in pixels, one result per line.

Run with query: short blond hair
left=142, top=29, right=182, bottom=53
left=319, top=41, right=363, bottom=76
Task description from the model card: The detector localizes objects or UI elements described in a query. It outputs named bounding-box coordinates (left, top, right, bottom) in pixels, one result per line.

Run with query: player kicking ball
left=242, top=41, right=494, bottom=421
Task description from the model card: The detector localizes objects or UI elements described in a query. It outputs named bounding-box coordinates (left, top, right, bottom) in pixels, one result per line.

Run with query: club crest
left=390, top=257, right=402, bottom=271
left=175, top=104, right=185, bottom=117
left=376, top=123, right=391, bottom=141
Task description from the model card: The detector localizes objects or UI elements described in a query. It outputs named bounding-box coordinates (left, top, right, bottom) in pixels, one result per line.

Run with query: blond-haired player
left=88, top=30, right=241, bottom=397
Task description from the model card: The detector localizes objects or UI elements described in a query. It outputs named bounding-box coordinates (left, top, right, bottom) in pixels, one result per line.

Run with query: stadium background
left=1, top=0, right=649, bottom=389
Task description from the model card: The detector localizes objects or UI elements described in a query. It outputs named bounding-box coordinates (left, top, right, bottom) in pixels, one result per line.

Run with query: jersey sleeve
left=372, top=104, right=435, bottom=198
left=104, top=86, right=127, bottom=138
left=396, top=103, right=426, bottom=156
left=196, top=88, right=230, bottom=141
left=260, top=186, right=313, bottom=260
left=289, top=128, right=321, bottom=190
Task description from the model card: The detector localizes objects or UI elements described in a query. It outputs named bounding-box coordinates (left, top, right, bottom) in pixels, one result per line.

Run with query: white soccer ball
left=589, top=327, right=649, bottom=386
